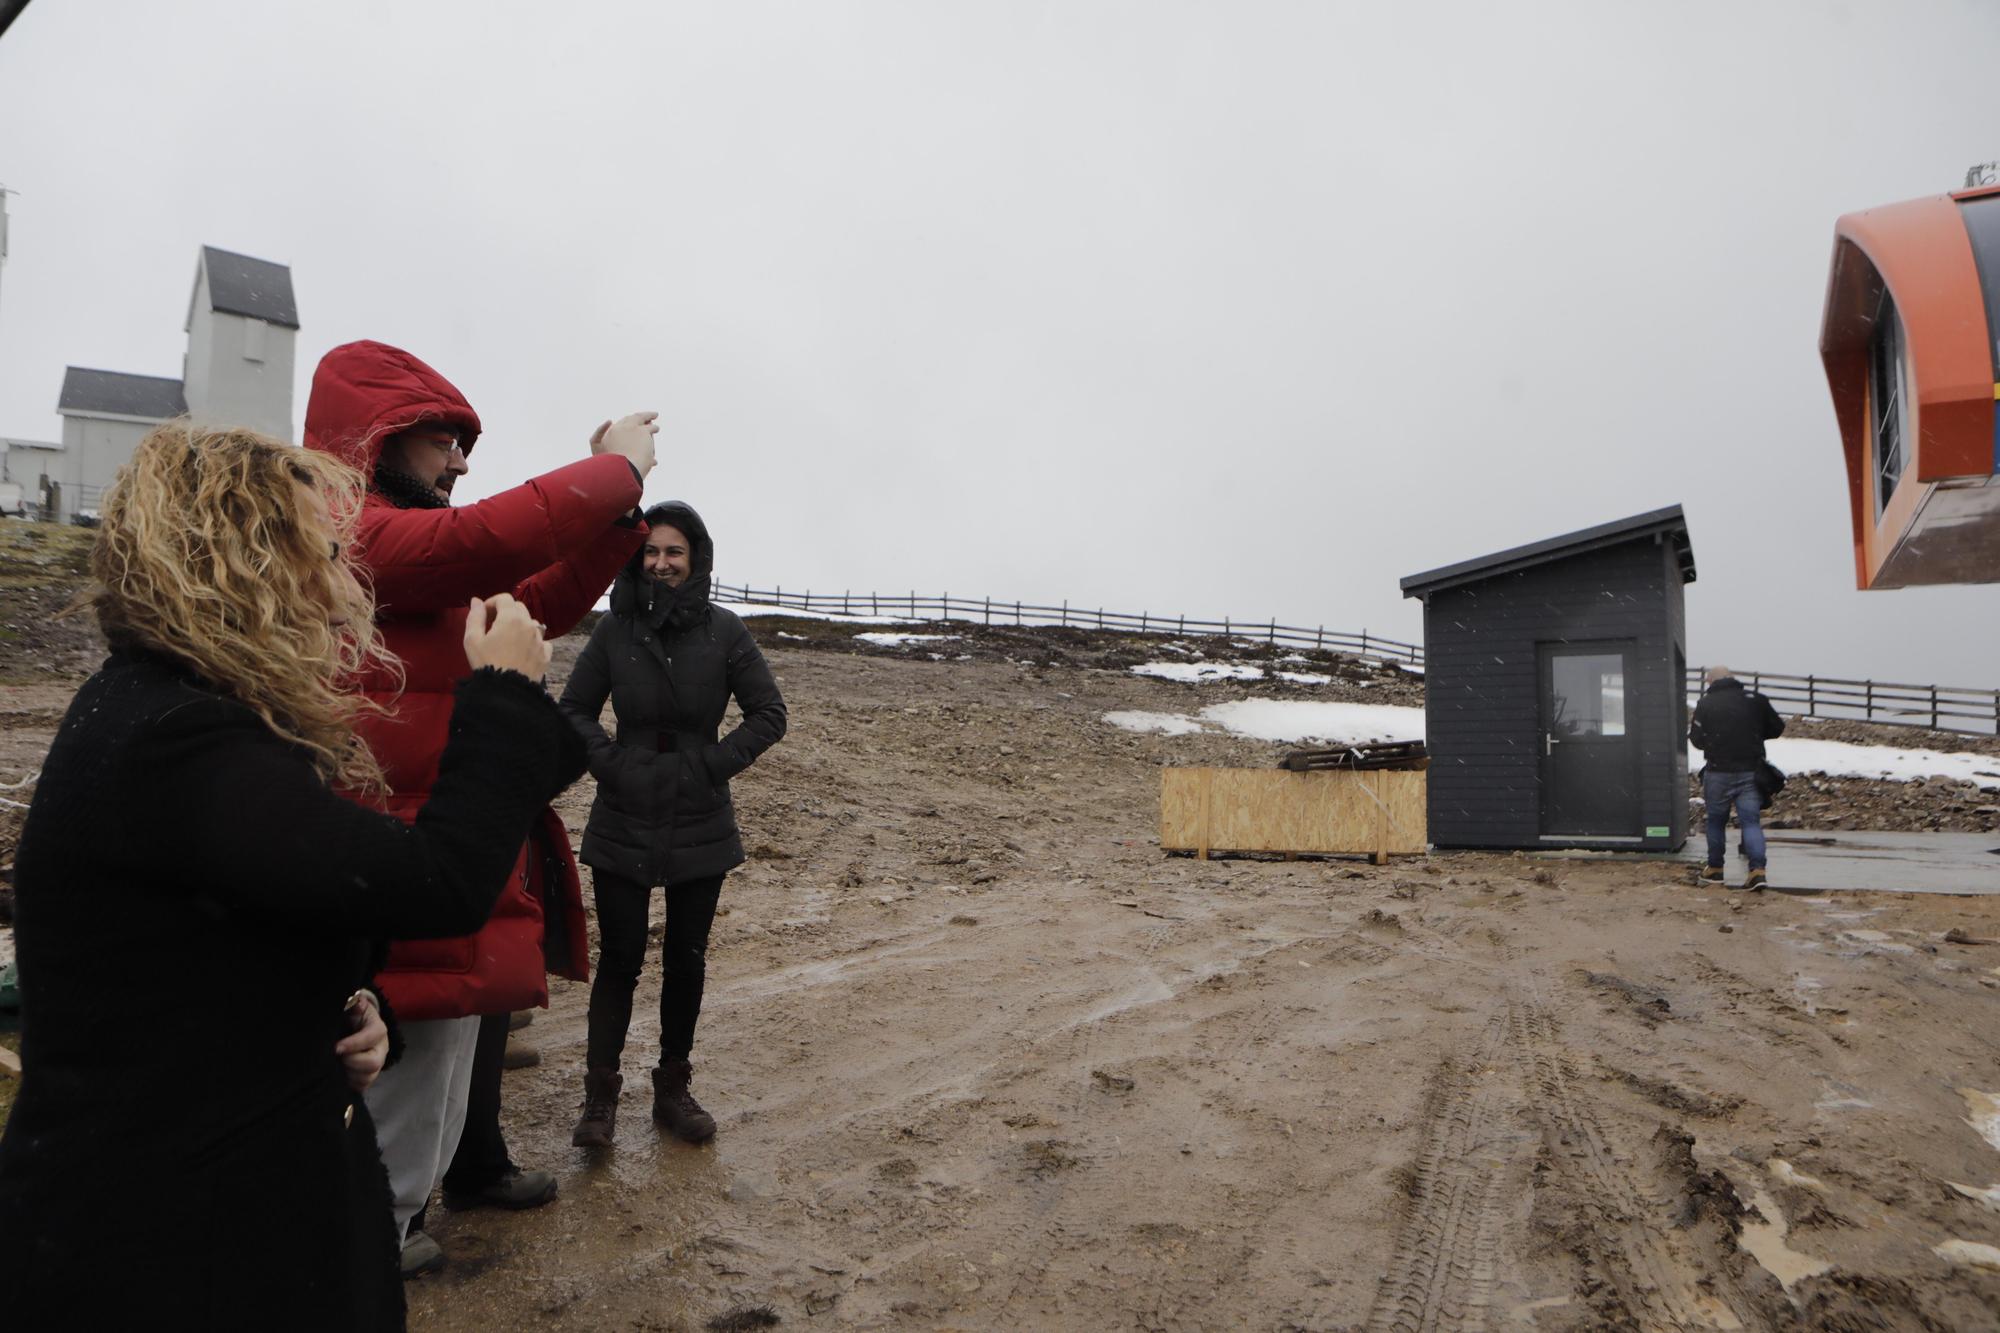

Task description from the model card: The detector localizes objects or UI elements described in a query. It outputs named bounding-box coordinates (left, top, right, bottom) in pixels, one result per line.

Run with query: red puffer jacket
left=304, top=340, right=644, bottom=1020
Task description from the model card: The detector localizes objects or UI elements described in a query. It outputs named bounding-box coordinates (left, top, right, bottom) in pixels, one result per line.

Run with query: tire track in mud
left=1360, top=988, right=1756, bottom=1333
left=1363, top=1014, right=1527, bottom=1333
left=1509, top=991, right=1749, bottom=1332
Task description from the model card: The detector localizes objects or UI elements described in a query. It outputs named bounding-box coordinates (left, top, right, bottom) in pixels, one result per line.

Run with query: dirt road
left=403, top=634, right=2000, bottom=1331
left=5, top=613, right=2000, bottom=1329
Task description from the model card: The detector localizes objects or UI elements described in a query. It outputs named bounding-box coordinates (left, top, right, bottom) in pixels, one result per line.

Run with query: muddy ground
left=3, top=562, right=2000, bottom=1327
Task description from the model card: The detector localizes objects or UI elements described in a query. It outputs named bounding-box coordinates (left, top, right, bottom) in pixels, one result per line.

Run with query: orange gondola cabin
left=1822, top=166, right=2000, bottom=588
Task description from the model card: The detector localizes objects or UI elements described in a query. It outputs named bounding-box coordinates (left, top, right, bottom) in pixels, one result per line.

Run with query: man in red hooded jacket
left=304, top=340, right=654, bottom=1276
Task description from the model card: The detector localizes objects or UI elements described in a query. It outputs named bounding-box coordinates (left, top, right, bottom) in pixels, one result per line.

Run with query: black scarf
left=643, top=570, right=713, bottom=634
left=372, top=462, right=449, bottom=511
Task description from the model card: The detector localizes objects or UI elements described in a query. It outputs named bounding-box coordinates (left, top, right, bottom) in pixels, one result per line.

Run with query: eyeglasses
left=411, top=433, right=465, bottom=459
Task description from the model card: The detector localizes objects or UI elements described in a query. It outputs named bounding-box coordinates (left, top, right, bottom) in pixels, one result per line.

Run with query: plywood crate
left=1160, top=767, right=1427, bottom=861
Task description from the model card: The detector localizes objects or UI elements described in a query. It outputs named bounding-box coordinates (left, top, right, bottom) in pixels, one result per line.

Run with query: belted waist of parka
left=653, top=732, right=700, bottom=753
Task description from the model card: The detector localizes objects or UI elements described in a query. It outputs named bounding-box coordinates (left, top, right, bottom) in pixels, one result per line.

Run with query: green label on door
left=1645, top=825, right=1669, bottom=838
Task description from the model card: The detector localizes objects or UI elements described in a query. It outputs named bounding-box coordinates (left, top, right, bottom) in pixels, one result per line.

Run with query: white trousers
left=363, top=1013, right=481, bottom=1243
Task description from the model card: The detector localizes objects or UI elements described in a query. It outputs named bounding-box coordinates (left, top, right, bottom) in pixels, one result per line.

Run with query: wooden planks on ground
left=1160, top=767, right=1427, bottom=860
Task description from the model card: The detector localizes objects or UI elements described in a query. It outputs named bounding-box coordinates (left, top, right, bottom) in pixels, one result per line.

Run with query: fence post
left=1317, top=626, right=1325, bottom=649
left=1865, top=680, right=1873, bottom=721
left=1224, top=615, right=1230, bottom=636
left=1268, top=617, right=1276, bottom=645
left=1361, top=630, right=1370, bottom=657
left=1016, top=599, right=1022, bottom=625
left=1097, top=607, right=1105, bottom=629
left=1061, top=599, right=1068, bottom=627
left=1932, top=684, right=1940, bottom=730
left=984, top=596, right=991, bottom=625
left=1179, top=614, right=1185, bottom=634
left=1807, top=674, right=1816, bottom=716
left=844, top=590, right=850, bottom=616
left=1140, top=611, right=1147, bottom=632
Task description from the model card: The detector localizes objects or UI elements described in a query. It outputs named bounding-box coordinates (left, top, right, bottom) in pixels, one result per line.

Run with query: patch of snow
left=856, top=632, right=961, bottom=648
left=777, top=631, right=807, bottom=640
left=1696, top=737, right=2000, bottom=790
left=1274, top=671, right=1333, bottom=686
left=1103, top=710, right=1207, bottom=736
left=1131, top=662, right=1264, bottom=683
left=1197, top=700, right=1426, bottom=745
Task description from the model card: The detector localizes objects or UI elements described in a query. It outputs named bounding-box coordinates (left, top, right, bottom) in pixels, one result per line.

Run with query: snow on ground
left=856, top=632, right=961, bottom=648
left=1102, top=710, right=1207, bottom=736
left=1103, top=698, right=2000, bottom=788
left=1201, top=700, right=1424, bottom=743
left=1764, top=737, right=2000, bottom=789
left=1131, top=662, right=1265, bottom=683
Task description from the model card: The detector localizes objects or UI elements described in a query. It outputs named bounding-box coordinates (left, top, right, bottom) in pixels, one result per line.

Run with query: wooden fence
left=709, top=582, right=1426, bottom=666
left=1682, top=670, right=2000, bottom=737
left=709, top=582, right=2000, bottom=736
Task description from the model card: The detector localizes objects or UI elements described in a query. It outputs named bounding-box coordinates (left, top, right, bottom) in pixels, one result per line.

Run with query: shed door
left=1538, top=643, right=1640, bottom=837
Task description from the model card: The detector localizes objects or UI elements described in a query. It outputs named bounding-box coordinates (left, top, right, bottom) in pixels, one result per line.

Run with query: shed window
left=1870, top=292, right=1911, bottom=517
left=1550, top=653, right=1626, bottom=737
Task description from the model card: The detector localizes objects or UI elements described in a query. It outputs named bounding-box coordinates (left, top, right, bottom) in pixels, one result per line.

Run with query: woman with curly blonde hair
left=0, top=423, right=587, bottom=1331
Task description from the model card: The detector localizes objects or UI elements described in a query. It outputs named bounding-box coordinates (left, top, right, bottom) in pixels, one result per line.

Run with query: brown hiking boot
left=1743, top=868, right=1768, bottom=892
left=1699, top=865, right=1724, bottom=884
left=571, top=1068, right=622, bottom=1148
left=653, top=1060, right=717, bottom=1142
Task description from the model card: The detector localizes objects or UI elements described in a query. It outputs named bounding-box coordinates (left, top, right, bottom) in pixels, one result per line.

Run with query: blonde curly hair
left=86, top=421, right=398, bottom=793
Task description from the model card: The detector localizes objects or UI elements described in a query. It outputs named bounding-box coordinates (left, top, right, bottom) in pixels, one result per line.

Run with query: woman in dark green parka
left=558, top=502, right=786, bottom=1145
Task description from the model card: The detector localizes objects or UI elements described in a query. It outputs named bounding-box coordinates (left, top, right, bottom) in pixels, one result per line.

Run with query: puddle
left=1836, top=930, right=1915, bottom=954
left=1816, top=1079, right=1874, bottom=1113
left=1961, top=1089, right=2000, bottom=1154
left=1946, top=1180, right=2000, bottom=1211
left=1933, top=1239, right=2000, bottom=1272
left=1739, top=1184, right=1833, bottom=1289
left=1769, top=1159, right=1827, bottom=1191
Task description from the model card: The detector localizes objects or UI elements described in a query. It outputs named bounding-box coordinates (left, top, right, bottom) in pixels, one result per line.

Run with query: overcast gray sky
left=3, top=1, right=1998, bottom=683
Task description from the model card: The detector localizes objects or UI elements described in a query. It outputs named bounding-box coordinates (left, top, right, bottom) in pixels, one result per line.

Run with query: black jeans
left=438, top=1011, right=514, bottom=1197
left=586, top=870, right=725, bottom=1070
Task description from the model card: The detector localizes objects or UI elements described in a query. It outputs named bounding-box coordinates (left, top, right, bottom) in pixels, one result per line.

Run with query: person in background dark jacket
left=0, top=424, right=580, bottom=1330
left=558, top=501, right=787, bottom=1145
left=1689, top=666, right=1786, bottom=891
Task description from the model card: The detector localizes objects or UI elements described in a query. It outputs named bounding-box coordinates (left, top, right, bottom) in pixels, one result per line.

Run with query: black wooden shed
left=1400, top=505, right=1696, bottom=851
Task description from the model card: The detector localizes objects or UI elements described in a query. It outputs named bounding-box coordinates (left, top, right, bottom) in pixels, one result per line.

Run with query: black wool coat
left=560, top=503, right=787, bottom=888
left=0, top=651, right=584, bottom=1331
left=1689, top=677, right=1786, bottom=772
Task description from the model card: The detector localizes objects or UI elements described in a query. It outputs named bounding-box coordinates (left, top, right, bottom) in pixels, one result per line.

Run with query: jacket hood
left=610, top=501, right=715, bottom=621
left=302, top=340, right=483, bottom=471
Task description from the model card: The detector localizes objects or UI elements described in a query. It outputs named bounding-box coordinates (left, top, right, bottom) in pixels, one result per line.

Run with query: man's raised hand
left=590, top=411, right=660, bottom=477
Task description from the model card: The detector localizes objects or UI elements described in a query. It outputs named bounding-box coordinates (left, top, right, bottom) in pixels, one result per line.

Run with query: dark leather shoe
left=572, top=1068, right=622, bottom=1148
left=443, top=1166, right=557, bottom=1211
left=653, top=1060, right=717, bottom=1143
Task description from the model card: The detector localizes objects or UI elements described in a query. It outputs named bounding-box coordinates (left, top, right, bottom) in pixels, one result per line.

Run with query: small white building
left=18, top=245, right=299, bottom=523
left=182, top=245, right=299, bottom=440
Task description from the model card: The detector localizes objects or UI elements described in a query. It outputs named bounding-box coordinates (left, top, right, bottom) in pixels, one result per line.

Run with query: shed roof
left=199, top=245, right=299, bottom=329
left=57, top=367, right=187, bottom=421
left=1400, top=504, right=1695, bottom=599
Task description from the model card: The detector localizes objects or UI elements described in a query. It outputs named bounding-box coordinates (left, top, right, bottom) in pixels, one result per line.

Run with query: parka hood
left=302, top=340, right=484, bottom=472
left=611, top=501, right=715, bottom=625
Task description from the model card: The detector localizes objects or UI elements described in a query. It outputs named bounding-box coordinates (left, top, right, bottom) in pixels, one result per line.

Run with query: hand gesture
left=590, top=411, right=659, bottom=477
left=335, top=990, right=390, bottom=1094
left=463, top=592, right=553, bottom=682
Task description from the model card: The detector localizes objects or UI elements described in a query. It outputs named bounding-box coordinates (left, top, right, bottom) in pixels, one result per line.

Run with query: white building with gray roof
left=6, top=244, right=298, bottom=522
